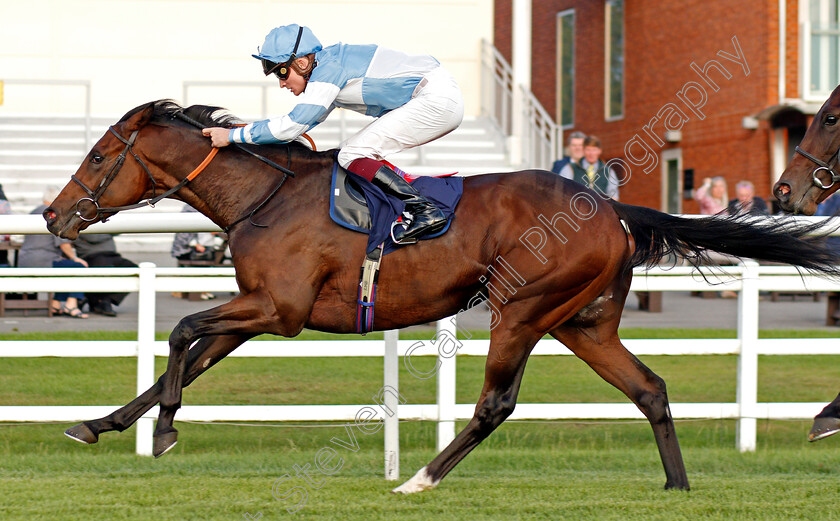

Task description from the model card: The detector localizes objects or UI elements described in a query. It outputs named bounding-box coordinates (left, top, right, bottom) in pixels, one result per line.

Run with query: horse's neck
left=171, top=145, right=332, bottom=231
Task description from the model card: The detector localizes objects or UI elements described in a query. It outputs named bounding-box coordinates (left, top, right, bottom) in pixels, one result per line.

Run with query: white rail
left=2, top=261, right=840, bottom=464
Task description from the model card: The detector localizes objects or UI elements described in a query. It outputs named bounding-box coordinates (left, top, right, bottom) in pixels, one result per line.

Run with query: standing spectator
left=0, top=184, right=12, bottom=267
left=693, top=176, right=728, bottom=215
left=18, top=186, right=89, bottom=318
left=550, top=131, right=586, bottom=175
left=817, top=190, right=840, bottom=254
left=727, top=181, right=769, bottom=216
left=74, top=234, right=138, bottom=317
left=559, top=135, right=620, bottom=200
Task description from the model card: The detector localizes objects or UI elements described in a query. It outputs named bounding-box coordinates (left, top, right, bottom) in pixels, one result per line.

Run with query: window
left=556, top=10, right=575, bottom=128
left=605, top=0, right=625, bottom=119
left=804, top=0, right=840, bottom=98
left=661, top=149, right=683, bottom=214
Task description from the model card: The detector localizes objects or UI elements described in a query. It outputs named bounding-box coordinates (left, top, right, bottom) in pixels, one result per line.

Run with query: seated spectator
left=693, top=176, right=728, bottom=215
left=550, top=131, right=586, bottom=175
left=727, top=181, right=769, bottom=216
left=171, top=204, right=226, bottom=300
left=18, top=186, right=89, bottom=318
left=558, top=135, right=620, bottom=200
left=74, top=233, right=138, bottom=317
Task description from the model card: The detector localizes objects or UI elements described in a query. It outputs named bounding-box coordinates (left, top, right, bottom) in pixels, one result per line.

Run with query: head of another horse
left=44, top=100, right=224, bottom=240
left=773, top=84, right=840, bottom=215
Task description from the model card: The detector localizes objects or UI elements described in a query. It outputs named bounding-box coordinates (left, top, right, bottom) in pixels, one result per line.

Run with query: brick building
left=494, top=0, right=838, bottom=212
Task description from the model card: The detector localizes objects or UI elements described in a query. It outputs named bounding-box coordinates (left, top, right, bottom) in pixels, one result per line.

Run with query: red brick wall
left=496, top=0, right=790, bottom=211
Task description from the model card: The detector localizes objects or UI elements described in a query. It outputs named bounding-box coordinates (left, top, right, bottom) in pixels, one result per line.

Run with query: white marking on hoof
left=391, top=466, right=438, bottom=494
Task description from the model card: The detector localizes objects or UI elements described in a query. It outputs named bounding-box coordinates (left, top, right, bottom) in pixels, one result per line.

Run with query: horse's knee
left=169, top=318, right=197, bottom=347
left=475, top=393, right=516, bottom=432
left=635, top=376, right=671, bottom=423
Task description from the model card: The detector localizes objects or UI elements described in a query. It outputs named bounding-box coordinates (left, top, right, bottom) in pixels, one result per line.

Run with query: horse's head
left=44, top=101, right=165, bottom=239
left=773, top=84, right=840, bottom=215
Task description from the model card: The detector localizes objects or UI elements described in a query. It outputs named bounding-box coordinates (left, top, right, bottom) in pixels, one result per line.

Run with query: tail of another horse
left=608, top=200, right=840, bottom=276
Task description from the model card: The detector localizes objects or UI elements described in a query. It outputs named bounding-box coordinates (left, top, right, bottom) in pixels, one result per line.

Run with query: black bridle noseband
left=71, top=126, right=163, bottom=222
left=795, top=144, right=840, bottom=189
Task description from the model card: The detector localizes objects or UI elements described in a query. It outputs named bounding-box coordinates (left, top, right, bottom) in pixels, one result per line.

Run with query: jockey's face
left=277, top=57, right=310, bottom=96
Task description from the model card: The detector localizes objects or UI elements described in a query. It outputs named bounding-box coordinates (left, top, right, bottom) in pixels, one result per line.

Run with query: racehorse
left=774, top=82, right=840, bottom=441
left=45, top=100, right=840, bottom=494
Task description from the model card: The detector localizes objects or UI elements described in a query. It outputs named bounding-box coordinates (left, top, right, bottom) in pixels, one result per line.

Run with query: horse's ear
left=122, top=101, right=157, bottom=132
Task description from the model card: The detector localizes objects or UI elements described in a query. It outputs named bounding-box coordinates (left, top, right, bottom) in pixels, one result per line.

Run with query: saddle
left=329, top=163, right=458, bottom=243
left=328, top=162, right=464, bottom=334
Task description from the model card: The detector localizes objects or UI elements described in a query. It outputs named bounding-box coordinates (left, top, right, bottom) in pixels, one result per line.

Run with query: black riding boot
left=370, top=165, right=446, bottom=243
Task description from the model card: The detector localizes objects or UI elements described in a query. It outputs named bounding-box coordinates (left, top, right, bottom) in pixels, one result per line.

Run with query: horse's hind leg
left=393, top=322, right=540, bottom=493
left=552, top=321, right=689, bottom=490
left=65, top=333, right=250, bottom=445
left=810, top=392, right=840, bottom=441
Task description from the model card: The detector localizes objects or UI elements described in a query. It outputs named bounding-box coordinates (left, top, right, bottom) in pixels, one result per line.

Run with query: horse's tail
left=608, top=200, right=840, bottom=276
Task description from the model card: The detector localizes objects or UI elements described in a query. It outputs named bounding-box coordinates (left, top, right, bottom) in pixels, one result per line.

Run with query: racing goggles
left=261, top=26, right=304, bottom=80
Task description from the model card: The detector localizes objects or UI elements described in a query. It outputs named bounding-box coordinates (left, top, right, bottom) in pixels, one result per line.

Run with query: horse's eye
left=826, top=115, right=838, bottom=126
left=90, top=154, right=104, bottom=164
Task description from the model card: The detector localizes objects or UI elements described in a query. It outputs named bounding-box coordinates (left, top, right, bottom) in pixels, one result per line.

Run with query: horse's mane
left=118, top=99, right=321, bottom=153
left=118, top=99, right=245, bottom=129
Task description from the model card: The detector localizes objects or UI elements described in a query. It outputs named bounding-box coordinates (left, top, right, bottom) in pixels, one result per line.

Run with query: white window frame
left=556, top=9, right=576, bottom=129
left=661, top=148, right=683, bottom=214
left=799, top=0, right=840, bottom=100
left=604, top=0, right=625, bottom=121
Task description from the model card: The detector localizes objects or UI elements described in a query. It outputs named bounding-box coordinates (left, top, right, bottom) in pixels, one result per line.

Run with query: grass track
left=2, top=328, right=840, bottom=519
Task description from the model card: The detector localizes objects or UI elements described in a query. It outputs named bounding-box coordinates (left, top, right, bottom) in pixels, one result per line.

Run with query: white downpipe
left=509, top=0, right=532, bottom=168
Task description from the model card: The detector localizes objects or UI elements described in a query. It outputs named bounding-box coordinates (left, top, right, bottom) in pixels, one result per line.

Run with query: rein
left=72, top=111, right=295, bottom=230
left=795, top=144, right=840, bottom=189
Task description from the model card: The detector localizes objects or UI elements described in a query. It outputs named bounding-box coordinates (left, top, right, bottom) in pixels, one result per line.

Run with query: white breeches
left=336, top=66, right=465, bottom=169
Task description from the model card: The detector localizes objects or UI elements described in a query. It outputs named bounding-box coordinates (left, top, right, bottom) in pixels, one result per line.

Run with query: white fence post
left=135, top=262, right=157, bottom=456
left=736, top=261, right=760, bottom=452
left=436, top=318, right=457, bottom=452
left=383, top=329, right=399, bottom=480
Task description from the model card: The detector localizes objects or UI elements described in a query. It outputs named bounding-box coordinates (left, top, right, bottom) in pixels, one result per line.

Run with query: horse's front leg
left=153, top=290, right=296, bottom=457
left=811, top=392, right=840, bottom=441
left=65, top=333, right=251, bottom=445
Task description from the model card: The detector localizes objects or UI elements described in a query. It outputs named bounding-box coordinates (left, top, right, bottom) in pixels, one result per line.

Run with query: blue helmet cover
left=252, top=24, right=322, bottom=64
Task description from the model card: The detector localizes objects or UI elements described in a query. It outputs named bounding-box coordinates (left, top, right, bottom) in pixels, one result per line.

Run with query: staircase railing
left=480, top=40, right=561, bottom=170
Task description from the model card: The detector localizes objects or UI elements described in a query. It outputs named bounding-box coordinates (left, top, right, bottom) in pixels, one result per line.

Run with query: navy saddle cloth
left=329, top=163, right=463, bottom=254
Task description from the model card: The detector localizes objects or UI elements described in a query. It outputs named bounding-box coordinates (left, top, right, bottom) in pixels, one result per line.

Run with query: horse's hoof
left=64, top=422, right=99, bottom=444
left=809, top=416, right=840, bottom=442
left=391, top=466, right=438, bottom=494
left=153, top=430, right=178, bottom=458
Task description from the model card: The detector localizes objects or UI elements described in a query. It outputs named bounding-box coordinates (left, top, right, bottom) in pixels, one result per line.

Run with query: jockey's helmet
left=253, top=24, right=322, bottom=79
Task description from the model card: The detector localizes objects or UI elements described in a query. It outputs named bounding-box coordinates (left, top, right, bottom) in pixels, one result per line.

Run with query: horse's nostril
left=774, top=183, right=791, bottom=202
left=42, top=208, right=57, bottom=222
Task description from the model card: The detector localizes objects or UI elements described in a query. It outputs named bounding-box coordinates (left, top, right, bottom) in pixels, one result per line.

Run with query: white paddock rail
left=2, top=264, right=840, bottom=463
left=2, top=213, right=840, bottom=472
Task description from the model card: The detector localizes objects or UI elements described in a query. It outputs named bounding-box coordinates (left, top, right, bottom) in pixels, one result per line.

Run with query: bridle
left=71, top=126, right=177, bottom=222
left=794, top=143, right=840, bottom=189
left=70, top=112, right=295, bottom=229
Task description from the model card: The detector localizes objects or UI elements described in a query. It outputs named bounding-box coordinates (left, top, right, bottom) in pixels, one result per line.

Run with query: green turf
left=2, top=329, right=840, bottom=519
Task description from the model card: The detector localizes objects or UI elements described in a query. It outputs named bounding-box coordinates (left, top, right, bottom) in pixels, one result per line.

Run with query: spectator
left=817, top=190, right=840, bottom=254
left=171, top=205, right=226, bottom=300
left=18, top=186, right=89, bottom=318
left=550, top=131, right=586, bottom=175
left=727, top=181, right=769, bottom=216
left=0, top=184, right=12, bottom=267
left=74, top=234, right=138, bottom=317
left=693, top=176, right=728, bottom=215
left=559, top=135, right=620, bottom=200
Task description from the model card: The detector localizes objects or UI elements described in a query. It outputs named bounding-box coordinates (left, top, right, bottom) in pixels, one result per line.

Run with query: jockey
left=203, top=24, right=465, bottom=244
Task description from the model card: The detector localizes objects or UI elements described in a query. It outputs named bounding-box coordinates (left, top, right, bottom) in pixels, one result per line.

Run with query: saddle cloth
left=329, top=163, right=463, bottom=254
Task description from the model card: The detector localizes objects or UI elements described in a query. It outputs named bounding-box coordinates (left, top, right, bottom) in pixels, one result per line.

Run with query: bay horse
left=45, top=100, right=840, bottom=494
left=774, top=82, right=840, bottom=441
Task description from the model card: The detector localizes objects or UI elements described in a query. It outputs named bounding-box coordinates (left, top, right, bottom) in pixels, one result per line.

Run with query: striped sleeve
left=230, top=77, right=342, bottom=145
